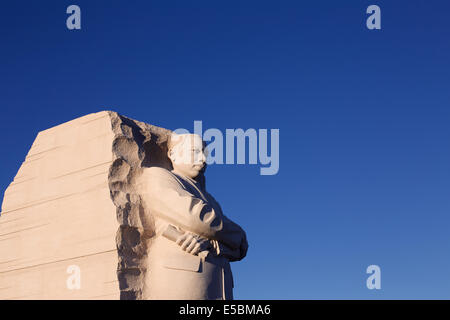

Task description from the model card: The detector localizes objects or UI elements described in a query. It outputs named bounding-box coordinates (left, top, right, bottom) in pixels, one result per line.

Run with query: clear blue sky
left=1, top=1, right=449, bottom=299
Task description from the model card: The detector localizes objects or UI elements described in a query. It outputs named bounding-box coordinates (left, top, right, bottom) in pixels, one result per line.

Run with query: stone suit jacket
left=137, top=166, right=248, bottom=300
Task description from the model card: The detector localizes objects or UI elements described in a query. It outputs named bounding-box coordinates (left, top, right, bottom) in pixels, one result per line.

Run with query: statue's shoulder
left=140, top=166, right=184, bottom=188
left=137, top=167, right=172, bottom=193
left=139, top=167, right=189, bottom=194
left=141, top=166, right=175, bottom=180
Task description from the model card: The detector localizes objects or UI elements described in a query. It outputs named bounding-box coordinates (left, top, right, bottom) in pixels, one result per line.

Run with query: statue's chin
left=172, top=164, right=205, bottom=180
left=188, top=166, right=206, bottom=179
left=190, top=171, right=202, bottom=179
left=177, top=170, right=200, bottom=180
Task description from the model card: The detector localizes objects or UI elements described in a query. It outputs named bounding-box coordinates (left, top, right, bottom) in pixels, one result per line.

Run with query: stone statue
left=137, top=133, right=248, bottom=300
left=0, top=112, right=246, bottom=300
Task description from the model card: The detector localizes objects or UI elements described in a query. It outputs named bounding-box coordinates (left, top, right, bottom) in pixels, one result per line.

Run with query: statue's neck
left=172, top=170, right=206, bottom=192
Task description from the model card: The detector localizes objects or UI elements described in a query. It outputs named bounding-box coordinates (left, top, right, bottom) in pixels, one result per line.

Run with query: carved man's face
left=168, top=134, right=207, bottom=179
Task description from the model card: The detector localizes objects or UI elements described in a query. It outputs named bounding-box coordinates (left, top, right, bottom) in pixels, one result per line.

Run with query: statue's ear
left=167, top=148, right=174, bottom=161
left=168, top=147, right=180, bottom=162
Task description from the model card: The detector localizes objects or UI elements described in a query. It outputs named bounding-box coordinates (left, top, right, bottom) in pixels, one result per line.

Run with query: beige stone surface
left=0, top=113, right=248, bottom=300
left=0, top=111, right=172, bottom=299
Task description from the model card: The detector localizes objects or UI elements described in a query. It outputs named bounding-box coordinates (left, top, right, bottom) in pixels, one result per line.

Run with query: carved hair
left=167, top=133, right=206, bottom=153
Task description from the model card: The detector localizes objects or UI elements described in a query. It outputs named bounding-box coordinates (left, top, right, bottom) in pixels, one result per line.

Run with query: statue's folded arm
left=139, top=167, right=245, bottom=250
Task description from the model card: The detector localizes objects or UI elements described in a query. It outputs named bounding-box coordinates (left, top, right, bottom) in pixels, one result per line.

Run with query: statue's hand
left=175, top=232, right=211, bottom=256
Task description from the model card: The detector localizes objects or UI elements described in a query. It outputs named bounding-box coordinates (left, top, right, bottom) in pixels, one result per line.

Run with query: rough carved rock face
left=108, top=111, right=173, bottom=299
left=0, top=111, right=172, bottom=300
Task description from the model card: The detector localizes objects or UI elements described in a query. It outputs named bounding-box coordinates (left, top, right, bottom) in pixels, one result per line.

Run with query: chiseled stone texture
left=0, top=111, right=172, bottom=299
